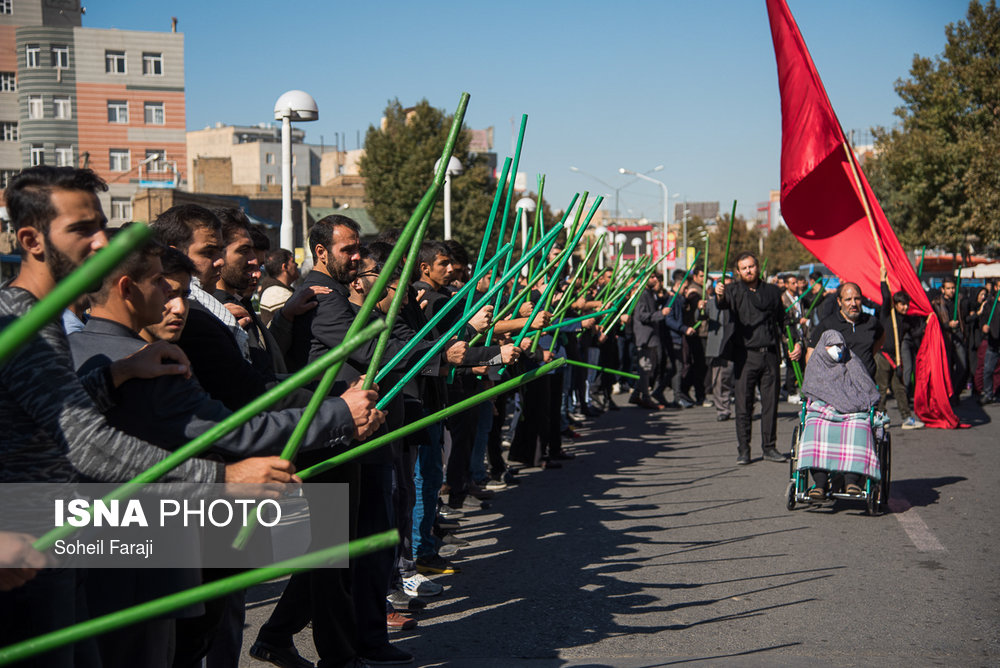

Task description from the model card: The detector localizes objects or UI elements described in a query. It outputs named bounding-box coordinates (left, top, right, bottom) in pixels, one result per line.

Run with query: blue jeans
left=984, top=344, right=999, bottom=398
left=470, top=400, right=492, bottom=484
left=412, top=420, right=443, bottom=560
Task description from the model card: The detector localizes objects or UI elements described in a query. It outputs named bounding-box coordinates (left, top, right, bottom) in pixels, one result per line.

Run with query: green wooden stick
left=483, top=211, right=525, bottom=347
left=666, top=250, right=702, bottom=310
left=362, top=92, right=471, bottom=390
left=917, top=245, right=926, bottom=278
left=487, top=114, right=528, bottom=300
left=564, top=358, right=640, bottom=381
left=516, top=196, right=602, bottom=347
left=378, top=222, right=566, bottom=408
left=599, top=263, right=656, bottom=332
left=596, top=259, right=650, bottom=327
left=300, top=359, right=566, bottom=479
left=785, top=324, right=804, bottom=388
left=496, top=195, right=583, bottom=347
left=986, top=288, right=999, bottom=327
left=760, top=257, right=768, bottom=279
left=30, top=318, right=387, bottom=552
left=701, top=233, right=709, bottom=301
left=526, top=174, right=546, bottom=280
left=601, top=266, right=658, bottom=336
left=721, top=200, right=736, bottom=278
left=550, top=232, right=606, bottom=318
left=803, top=278, right=828, bottom=319
left=953, top=266, right=963, bottom=321
left=0, top=222, right=152, bottom=367
left=373, top=242, right=513, bottom=383
left=0, top=531, right=398, bottom=667
left=466, top=156, right=512, bottom=317
left=538, top=308, right=615, bottom=333
left=783, top=287, right=810, bottom=312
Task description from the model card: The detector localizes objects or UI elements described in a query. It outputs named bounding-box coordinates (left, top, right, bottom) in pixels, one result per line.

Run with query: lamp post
left=274, top=90, right=319, bottom=252
left=515, top=196, right=536, bottom=274
left=630, top=236, right=642, bottom=260
left=615, top=233, right=627, bottom=260
left=593, top=224, right=608, bottom=269
left=619, top=166, right=669, bottom=275
left=434, top=156, right=463, bottom=240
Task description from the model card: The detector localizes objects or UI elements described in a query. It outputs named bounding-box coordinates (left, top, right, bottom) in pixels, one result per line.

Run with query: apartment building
left=0, top=0, right=185, bottom=223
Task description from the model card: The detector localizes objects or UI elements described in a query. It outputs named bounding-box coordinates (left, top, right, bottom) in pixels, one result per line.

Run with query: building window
left=0, top=0, right=11, bottom=15
left=30, top=145, right=44, bottom=166
left=265, top=174, right=276, bottom=186
left=109, top=149, right=130, bottom=172
left=0, top=170, right=18, bottom=188
left=0, top=72, right=16, bottom=92
left=51, top=45, right=69, bottom=69
left=105, top=50, right=126, bottom=74
left=145, top=150, right=166, bottom=173
left=28, top=95, right=43, bottom=119
left=143, top=101, right=164, bottom=125
left=265, top=152, right=274, bottom=165
left=26, top=44, right=40, bottom=69
left=55, top=145, right=73, bottom=167
left=107, top=100, right=128, bottom=123
left=53, top=96, right=71, bottom=119
left=1, top=122, right=17, bottom=141
left=142, top=53, right=163, bottom=76
left=110, top=198, right=132, bottom=221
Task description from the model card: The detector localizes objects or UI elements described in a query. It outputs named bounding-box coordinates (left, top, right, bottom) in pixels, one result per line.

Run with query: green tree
left=762, top=225, right=817, bottom=273
left=359, top=98, right=496, bottom=254
left=867, top=0, right=1000, bottom=254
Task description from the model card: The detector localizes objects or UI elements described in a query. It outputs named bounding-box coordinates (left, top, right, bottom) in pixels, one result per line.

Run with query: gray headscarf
left=802, top=329, right=880, bottom=413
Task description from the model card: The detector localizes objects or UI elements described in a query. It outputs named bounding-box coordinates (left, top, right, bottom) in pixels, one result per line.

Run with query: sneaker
left=901, top=416, right=925, bottom=430
left=249, top=640, right=314, bottom=668
left=736, top=454, right=751, bottom=466
left=360, top=643, right=414, bottom=665
left=485, top=478, right=508, bottom=491
left=702, top=399, right=714, bottom=408
left=438, top=543, right=460, bottom=558
left=677, top=396, right=695, bottom=409
left=415, top=554, right=461, bottom=575
left=787, top=393, right=802, bottom=404
left=386, top=589, right=426, bottom=611
left=386, top=611, right=417, bottom=631
left=442, top=533, right=469, bottom=547
left=466, top=483, right=494, bottom=501
left=402, top=572, right=443, bottom=597
left=437, top=504, right=464, bottom=519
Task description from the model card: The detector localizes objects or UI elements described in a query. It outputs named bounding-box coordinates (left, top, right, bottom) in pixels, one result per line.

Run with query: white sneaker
left=403, top=573, right=443, bottom=597
left=787, top=393, right=802, bottom=404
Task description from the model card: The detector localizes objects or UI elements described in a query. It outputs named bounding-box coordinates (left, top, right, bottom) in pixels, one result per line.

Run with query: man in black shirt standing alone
left=715, top=252, right=802, bottom=465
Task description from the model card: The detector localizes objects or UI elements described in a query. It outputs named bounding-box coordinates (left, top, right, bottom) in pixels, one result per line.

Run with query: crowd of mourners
left=0, top=166, right=998, bottom=668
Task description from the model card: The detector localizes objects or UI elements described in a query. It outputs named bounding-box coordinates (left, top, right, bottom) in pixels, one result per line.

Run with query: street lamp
left=274, top=90, right=319, bottom=252
left=620, top=166, right=670, bottom=274
left=630, top=237, right=642, bottom=259
left=615, top=232, right=627, bottom=260
left=434, top=156, right=463, bottom=240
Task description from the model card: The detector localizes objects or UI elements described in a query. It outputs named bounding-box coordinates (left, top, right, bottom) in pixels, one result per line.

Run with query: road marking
left=889, top=497, right=946, bottom=552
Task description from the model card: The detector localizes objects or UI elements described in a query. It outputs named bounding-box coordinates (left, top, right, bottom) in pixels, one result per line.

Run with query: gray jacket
left=69, top=317, right=355, bottom=459
left=632, top=289, right=662, bottom=348
left=705, top=295, right=735, bottom=359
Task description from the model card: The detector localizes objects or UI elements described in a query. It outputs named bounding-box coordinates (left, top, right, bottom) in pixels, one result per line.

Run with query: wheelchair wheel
left=788, top=424, right=800, bottom=480
left=879, top=432, right=892, bottom=514
left=786, top=481, right=796, bottom=511
left=866, top=481, right=879, bottom=516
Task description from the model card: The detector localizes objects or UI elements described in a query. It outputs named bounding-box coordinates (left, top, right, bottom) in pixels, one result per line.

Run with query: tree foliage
left=867, top=0, right=1000, bottom=255
left=359, top=99, right=496, bottom=254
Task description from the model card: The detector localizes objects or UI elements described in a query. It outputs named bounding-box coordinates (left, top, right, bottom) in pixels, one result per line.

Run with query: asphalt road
left=242, top=391, right=999, bottom=667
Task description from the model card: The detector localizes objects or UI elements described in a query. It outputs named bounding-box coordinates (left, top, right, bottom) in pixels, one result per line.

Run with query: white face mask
left=825, top=344, right=845, bottom=362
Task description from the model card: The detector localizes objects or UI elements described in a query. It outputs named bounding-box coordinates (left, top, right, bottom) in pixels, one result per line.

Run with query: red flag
left=766, top=0, right=960, bottom=428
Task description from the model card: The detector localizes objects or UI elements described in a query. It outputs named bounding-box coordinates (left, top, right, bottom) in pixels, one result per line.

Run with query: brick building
left=0, top=0, right=185, bottom=222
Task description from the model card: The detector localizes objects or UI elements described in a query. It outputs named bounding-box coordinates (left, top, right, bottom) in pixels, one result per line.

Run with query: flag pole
left=720, top=200, right=736, bottom=278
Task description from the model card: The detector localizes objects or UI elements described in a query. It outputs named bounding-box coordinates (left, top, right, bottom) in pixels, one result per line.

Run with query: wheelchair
left=785, top=401, right=891, bottom=516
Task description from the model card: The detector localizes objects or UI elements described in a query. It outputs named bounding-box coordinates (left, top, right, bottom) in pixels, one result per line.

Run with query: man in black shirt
left=715, top=252, right=801, bottom=465
left=807, top=281, right=884, bottom=380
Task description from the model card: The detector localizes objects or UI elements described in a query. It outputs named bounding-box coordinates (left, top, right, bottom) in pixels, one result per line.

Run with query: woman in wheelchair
left=799, top=329, right=882, bottom=500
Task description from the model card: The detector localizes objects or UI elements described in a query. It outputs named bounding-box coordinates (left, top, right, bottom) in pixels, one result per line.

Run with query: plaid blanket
left=796, top=399, right=881, bottom=480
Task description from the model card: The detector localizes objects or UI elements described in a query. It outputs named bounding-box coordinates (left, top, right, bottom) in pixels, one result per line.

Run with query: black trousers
left=733, top=347, right=780, bottom=455
left=681, top=335, right=707, bottom=402
left=487, top=392, right=509, bottom=477
left=509, top=371, right=549, bottom=465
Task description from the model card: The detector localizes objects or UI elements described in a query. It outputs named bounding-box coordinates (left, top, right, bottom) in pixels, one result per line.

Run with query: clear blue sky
left=88, top=0, right=968, bottom=224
